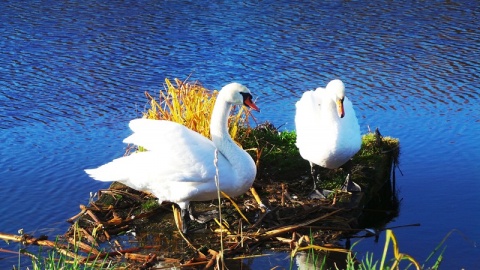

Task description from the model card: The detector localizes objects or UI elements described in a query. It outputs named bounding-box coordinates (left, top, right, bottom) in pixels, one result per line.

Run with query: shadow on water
left=351, top=155, right=402, bottom=244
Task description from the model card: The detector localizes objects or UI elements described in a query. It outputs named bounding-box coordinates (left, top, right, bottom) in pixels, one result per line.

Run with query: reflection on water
left=0, top=0, right=479, bottom=268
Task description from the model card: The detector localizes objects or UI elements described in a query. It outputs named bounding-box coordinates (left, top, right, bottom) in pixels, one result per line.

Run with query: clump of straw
left=143, top=78, right=253, bottom=142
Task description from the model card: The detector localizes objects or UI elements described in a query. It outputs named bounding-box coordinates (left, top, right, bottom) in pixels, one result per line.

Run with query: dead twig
left=257, top=208, right=344, bottom=241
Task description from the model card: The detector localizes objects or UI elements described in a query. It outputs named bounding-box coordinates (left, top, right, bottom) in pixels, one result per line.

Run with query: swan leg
left=310, top=162, right=320, bottom=190
left=176, top=202, right=217, bottom=232
left=172, top=204, right=198, bottom=250
left=308, top=163, right=334, bottom=199
left=180, top=208, right=188, bottom=233
left=187, top=203, right=196, bottom=222
left=173, top=203, right=190, bottom=234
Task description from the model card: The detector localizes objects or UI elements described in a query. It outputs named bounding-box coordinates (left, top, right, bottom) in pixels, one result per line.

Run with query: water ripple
left=1, top=0, right=479, bottom=268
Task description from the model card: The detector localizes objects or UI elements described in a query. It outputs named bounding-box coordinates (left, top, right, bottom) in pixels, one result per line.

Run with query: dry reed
left=143, top=78, right=254, bottom=141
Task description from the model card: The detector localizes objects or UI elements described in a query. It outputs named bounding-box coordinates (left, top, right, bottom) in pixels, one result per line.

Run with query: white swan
left=295, top=79, right=361, bottom=191
left=85, top=83, right=260, bottom=230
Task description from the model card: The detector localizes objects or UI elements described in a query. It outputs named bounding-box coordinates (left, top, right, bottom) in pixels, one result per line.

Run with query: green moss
left=240, top=124, right=400, bottom=198
left=351, top=130, right=400, bottom=190
left=239, top=122, right=309, bottom=182
left=141, top=198, right=160, bottom=211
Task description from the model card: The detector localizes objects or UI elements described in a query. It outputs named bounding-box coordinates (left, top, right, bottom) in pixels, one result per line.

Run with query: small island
left=1, top=78, right=402, bottom=269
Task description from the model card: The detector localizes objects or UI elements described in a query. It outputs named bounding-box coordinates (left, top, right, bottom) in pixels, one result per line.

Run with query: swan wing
left=84, top=118, right=239, bottom=200
left=84, top=147, right=235, bottom=203
left=123, top=118, right=212, bottom=151
left=86, top=118, right=220, bottom=183
left=295, top=90, right=324, bottom=146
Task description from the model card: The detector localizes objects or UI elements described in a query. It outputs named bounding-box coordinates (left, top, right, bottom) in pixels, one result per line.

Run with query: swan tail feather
left=84, top=157, right=133, bottom=182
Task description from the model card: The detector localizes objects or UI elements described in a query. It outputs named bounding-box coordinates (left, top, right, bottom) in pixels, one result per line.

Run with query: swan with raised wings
left=85, top=83, right=260, bottom=231
left=295, top=79, right=361, bottom=193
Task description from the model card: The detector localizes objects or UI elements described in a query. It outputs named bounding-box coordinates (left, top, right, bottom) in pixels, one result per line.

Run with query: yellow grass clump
left=143, top=78, right=254, bottom=142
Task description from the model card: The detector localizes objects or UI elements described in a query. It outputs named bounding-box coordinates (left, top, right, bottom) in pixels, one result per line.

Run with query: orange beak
left=336, top=99, right=345, bottom=118
left=244, top=97, right=260, bottom=112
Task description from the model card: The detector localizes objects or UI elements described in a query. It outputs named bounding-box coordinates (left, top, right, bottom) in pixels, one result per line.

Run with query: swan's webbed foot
left=308, top=188, right=333, bottom=199
left=186, top=203, right=218, bottom=225
left=341, top=174, right=362, bottom=192
left=174, top=202, right=209, bottom=234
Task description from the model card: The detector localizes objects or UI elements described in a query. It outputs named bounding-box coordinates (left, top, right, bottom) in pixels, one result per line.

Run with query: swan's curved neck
left=210, top=97, right=253, bottom=181
left=210, top=99, right=236, bottom=155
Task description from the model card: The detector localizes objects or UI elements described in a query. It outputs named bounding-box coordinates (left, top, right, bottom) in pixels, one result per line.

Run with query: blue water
left=1, top=0, right=479, bottom=268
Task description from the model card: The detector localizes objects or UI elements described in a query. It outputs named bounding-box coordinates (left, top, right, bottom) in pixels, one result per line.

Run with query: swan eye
left=240, top=92, right=253, bottom=103
left=240, top=92, right=251, bottom=97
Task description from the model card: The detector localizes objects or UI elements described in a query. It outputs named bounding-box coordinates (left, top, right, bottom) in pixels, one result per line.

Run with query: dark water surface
left=1, top=0, right=479, bottom=268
